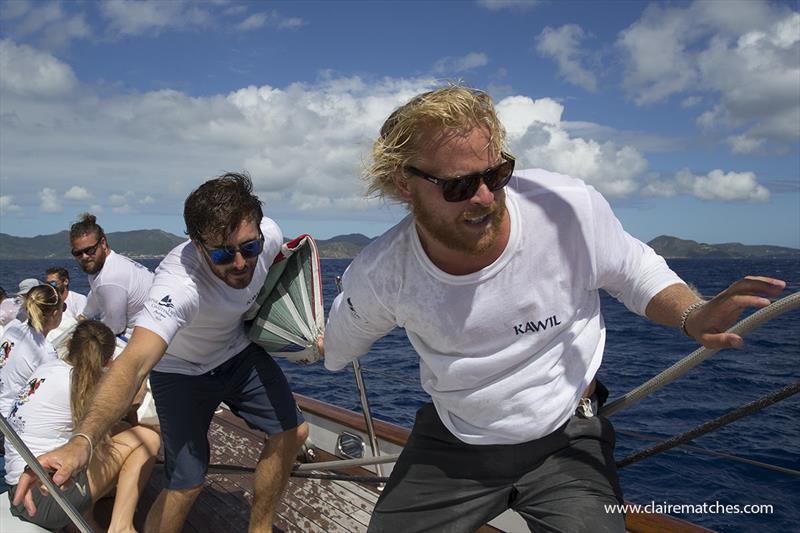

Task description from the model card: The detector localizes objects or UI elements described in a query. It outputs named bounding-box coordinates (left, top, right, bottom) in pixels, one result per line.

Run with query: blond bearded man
left=321, top=86, right=785, bottom=533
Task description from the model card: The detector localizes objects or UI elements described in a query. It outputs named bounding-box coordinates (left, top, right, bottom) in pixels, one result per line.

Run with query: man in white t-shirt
left=69, top=214, right=153, bottom=336
left=17, top=173, right=308, bottom=533
left=45, top=266, right=88, bottom=318
left=320, top=86, right=786, bottom=533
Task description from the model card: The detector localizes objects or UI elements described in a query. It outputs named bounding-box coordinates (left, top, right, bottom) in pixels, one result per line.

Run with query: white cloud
left=618, top=1, right=800, bottom=151
left=239, top=13, right=268, bottom=30
left=477, top=0, right=540, bottom=11
left=675, top=168, right=770, bottom=202
left=0, top=39, right=77, bottom=96
left=726, top=134, right=765, bottom=155
left=497, top=96, right=645, bottom=196
left=278, top=16, right=304, bottom=30
left=100, top=0, right=212, bottom=37
left=536, top=25, right=597, bottom=91
left=0, top=195, right=23, bottom=215
left=64, top=186, right=92, bottom=201
left=8, top=2, right=90, bottom=49
left=681, top=96, right=702, bottom=108
left=433, top=52, right=489, bottom=74
left=236, top=10, right=305, bottom=31
left=39, top=187, right=62, bottom=213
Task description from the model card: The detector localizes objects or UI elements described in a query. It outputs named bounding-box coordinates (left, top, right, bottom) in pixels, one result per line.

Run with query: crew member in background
left=46, top=266, right=88, bottom=318
left=1, top=279, right=45, bottom=327
left=69, top=214, right=154, bottom=336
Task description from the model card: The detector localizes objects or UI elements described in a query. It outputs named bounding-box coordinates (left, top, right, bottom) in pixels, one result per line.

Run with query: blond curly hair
left=364, top=84, right=508, bottom=202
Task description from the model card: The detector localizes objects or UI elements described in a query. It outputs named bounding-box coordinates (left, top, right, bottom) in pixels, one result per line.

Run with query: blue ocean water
left=1, top=257, right=797, bottom=532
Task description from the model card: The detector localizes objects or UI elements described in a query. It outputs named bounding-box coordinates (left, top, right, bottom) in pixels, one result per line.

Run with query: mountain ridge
left=0, top=231, right=796, bottom=260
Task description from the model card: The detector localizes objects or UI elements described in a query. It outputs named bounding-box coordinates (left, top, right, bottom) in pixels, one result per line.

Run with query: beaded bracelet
left=71, top=432, right=94, bottom=466
left=680, top=300, right=706, bottom=337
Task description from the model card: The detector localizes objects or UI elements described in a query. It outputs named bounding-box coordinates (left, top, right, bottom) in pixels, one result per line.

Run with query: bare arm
left=645, top=276, right=786, bottom=349
left=13, top=326, right=167, bottom=512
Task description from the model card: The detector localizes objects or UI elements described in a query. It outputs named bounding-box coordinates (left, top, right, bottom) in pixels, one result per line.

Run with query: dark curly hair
left=69, top=213, right=106, bottom=242
left=184, top=172, right=264, bottom=244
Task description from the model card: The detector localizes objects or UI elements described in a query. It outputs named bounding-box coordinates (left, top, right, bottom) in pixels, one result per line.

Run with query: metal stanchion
left=0, top=414, right=94, bottom=533
left=335, top=276, right=385, bottom=482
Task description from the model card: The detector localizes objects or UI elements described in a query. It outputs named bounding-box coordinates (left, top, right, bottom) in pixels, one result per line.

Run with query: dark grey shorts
left=7, top=469, right=92, bottom=530
left=368, top=404, right=625, bottom=533
left=150, top=343, right=304, bottom=489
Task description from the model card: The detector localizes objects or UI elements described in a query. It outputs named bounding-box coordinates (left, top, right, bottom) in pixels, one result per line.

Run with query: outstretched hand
left=685, top=276, right=786, bottom=349
left=12, top=437, right=91, bottom=516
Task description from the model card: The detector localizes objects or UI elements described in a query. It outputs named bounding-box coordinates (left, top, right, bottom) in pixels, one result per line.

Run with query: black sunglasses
left=71, top=238, right=103, bottom=257
left=201, top=233, right=265, bottom=265
left=405, top=153, right=515, bottom=202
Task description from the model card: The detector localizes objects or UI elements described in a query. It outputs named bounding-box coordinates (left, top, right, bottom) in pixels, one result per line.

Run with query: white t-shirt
left=0, top=298, right=21, bottom=327
left=136, top=218, right=283, bottom=375
left=65, top=290, right=88, bottom=317
left=324, top=169, right=684, bottom=445
left=84, top=251, right=154, bottom=335
left=0, top=321, right=59, bottom=417
left=4, top=359, right=73, bottom=485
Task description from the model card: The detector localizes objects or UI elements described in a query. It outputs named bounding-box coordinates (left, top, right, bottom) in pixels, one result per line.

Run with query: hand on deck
left=685, top=276, right=786, bottom=349
left=13, top=436, right=92, bottom=516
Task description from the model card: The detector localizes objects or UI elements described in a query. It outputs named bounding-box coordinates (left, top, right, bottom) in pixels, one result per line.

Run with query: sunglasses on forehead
left=404, top=153, right=515, bottom=203
left=200, top=233, right=265, bottom=265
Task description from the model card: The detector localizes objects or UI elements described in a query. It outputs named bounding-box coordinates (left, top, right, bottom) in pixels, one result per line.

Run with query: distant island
left=0, top=230, right=375, bottom=260
left=0, top=231, right=797, bottom=260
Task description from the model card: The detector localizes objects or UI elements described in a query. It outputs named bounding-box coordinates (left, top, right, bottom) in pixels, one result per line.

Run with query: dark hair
left=69, top=213, right=106, bottom=242
left=0, top=287, right=6, bottom=300
left=184, top=172, right=263, bottom=243
left=46, top=266, right=70, bottom=283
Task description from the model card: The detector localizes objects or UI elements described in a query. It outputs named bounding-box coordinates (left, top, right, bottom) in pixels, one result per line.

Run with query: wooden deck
left=131, top=407, right=382, bottom=533
left=120, top=398, right=713, bottom=533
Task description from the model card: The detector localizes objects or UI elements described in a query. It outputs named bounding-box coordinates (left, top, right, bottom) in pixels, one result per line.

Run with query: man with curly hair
left=18, top=173, right=308, bottom=533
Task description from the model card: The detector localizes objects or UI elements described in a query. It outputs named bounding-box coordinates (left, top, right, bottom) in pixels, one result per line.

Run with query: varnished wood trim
left=295, top=393, right=410, bottom=446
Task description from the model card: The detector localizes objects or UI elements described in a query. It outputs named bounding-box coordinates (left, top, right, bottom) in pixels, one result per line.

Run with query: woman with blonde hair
left=0, top=283, right=64, bottom=416
left=4, top=320, right=161, bottom=533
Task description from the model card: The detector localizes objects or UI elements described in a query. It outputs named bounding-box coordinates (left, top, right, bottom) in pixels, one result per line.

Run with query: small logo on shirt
left=158, top=295, right=175, bottom=308
left=8, top=377, right=46, bottom=424
left=347, top=297, right=361, bottom=320
left=513, top=315, right=562, bottom=336
left=0, top=340, right=14, bottom=367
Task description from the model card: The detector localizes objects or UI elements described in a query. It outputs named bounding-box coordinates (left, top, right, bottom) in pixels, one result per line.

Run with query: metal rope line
left=0, top=414, right=94, bottom=533
left=615, top=428, right=800, bottom=476
left=602, top=291, right=800, bottom=417
left=202, top=463, right=393, bottom=484
left=616, top=381, right=800, bottom=469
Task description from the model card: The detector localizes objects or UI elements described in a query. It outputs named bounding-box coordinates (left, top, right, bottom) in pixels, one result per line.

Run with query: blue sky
left=0, top=0, right=798, bottom=247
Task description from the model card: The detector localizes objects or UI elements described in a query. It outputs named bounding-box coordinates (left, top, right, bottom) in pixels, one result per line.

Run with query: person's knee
left=165, top=485, right=203, bottom=506
left=295, top=421, right=309, bottom=447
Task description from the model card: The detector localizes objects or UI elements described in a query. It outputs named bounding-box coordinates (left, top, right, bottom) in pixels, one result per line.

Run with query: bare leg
left=86, top=426, right=160, bottom=532
left=106, top=426, right=161, bottom=533
left=144, top=486, right=203, bottom=533
left=249, top=422, right=308, bottom=533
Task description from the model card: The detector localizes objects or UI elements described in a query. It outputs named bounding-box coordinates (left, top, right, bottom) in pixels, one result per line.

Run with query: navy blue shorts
left=150, top=343, right=304, bottom=489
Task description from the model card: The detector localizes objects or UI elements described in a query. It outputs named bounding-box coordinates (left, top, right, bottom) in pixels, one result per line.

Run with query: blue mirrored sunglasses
left=201, top=234, right=265, bottom=265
